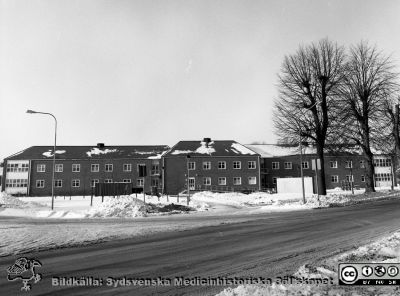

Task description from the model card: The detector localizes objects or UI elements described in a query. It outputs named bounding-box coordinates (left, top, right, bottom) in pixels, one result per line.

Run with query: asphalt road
left=1, top=199, right=400, bottom=296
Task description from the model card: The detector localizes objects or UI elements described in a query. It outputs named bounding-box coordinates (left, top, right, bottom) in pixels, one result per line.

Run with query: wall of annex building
left=2, top=160, right=30, bottom=195
left=163, top=155, right=260, bottom=195
left=27, top=158, right=162, bottom=197
left=260, top=154, right=393, bottom=190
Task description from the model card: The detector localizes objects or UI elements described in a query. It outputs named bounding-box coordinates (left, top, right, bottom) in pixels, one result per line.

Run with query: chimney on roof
left=203, top=138, right=211, bottom=148
left=97, top=143, right=105, bottom=148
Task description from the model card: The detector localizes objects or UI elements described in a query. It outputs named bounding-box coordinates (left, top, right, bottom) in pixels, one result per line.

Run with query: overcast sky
left=1, top=0, right=400, bottom=160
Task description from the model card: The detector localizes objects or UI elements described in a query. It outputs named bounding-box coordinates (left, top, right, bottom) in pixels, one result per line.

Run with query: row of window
left=375, top=173, right=392, bottom=182
left=374, top=159, right=392, bottom=167
left=36, top=164, right=160, bottom=174
left=5, top=179, right=28, bottom=187
left=199, top=176, right=257, bottom=186
left=6, top=163, right=29, bottom=172
left=271, top=160, right=367, bottom=170
left=271, top=161, right=310, bottom=170
left=270, top=175, right=364, bottom=185
left=188, top=161, right=256, bottom=170
left=270, top=159, right=392, bottom=170
left=35, top=178, right=161, bottom=188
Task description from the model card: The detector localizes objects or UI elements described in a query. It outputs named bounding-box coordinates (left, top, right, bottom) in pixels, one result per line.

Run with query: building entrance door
left=189, top=178, right=195, bottom=190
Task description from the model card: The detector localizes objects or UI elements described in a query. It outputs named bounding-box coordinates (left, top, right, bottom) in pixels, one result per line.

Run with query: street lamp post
left=26, top=110, right=57, bottom=210
left=186, top=155, right=191, bottom=201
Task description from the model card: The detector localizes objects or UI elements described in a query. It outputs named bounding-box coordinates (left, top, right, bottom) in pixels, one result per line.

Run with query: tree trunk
left=316, top=145, right=327, bottom=195
left=364, top=151, right=375, bottom=193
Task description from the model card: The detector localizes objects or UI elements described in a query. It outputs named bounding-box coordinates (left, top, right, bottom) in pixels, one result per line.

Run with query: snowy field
left=1, top=189, right=400, bottom=258
left=1, top=187, right=399, bottom=219
left=216, top=231, right=400, bottom=296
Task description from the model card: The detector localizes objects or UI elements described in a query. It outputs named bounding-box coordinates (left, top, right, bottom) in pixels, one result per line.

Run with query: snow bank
left=0, top=192, right=29, bottom=208
left=86, top=196, right=147, bottom=218
left=0, top=192, right=43, bottom=209
left=217, top=227, right=400, bottom=296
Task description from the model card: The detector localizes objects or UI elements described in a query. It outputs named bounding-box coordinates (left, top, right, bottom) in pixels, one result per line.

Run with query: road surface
left=1, top=199, right=400, bottom=295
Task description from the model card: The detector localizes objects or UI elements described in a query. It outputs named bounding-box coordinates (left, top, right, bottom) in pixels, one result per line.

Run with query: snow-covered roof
left=165, top=140, right=259, bottom=157
left=5, top=145, right=171, bottom=160
left=245, top=144, right=388, bottom=158
left=244, top=144, right=317, bottom=158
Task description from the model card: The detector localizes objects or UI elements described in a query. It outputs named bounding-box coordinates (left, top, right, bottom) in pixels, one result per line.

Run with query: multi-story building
left=1, top=143, right=170, bottom=196
left=2, top=141, right=394, bottom=196
left=245, top=144, right=393, bottom=191
left=163, top=138, right=261, bottom=194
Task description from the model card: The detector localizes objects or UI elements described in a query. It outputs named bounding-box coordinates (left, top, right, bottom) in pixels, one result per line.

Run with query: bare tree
left=337, top=42, right=399, bottom=192
left=274, top=38, right=346, bottom=195
left=382, top=97, right=400, bottom=189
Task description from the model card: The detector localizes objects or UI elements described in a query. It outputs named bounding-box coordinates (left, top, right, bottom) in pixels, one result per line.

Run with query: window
left=345, top=175, right=354, bottom=182
left=248, top=161, right=256, bottom=169
left=218, top=177, right=226, bottom=185
left=54, top=180, right=63, bottom=187
left=361, top=175, right=365, bottom=182
left=360, top=160, right=365, bottom=168
left=20, top=164, right=29, bottom=172
left=104, top=179, right=113, bottom=183
left=284, top=162, right=292, bottom=169
left=105, top=164, right=113, bottom=172
left=137, top=178, right=144, bottom=187
left=272, top=162, right=279, bottom=170
left=374, top=158, right=391, bottom=167
left=36, top=180, right=45, bottom=188
left=233, top=177, right=241, bottom=185
left=6, top=163, right=18, bottom=172
left=203, top=162, right=211, bottom=170
left=72, top=164, right=80, bottom=172
left=91, top=179, right=99, bottom=188
left=188, top=162, right=196, bottom=170
left=123, top=164, right=132, bottom=172
left=5, top=179, right=28, bottom=188
left=329, top=161, right=338, bottom=168
left=151, top=164, right=160, bottom=175
left=203, top=177, right=211, bottom=185
left=331, top=175, right=339, bottom=183
left=72, top=179, right=80, bottom=187
left=233, top=161, right=241, bottom=169
left=218, top=161, right=226, bottom=169
left=248, top=177, right=257, bottom=185
left=91, top=164, right=99, bottom=172
left=375, top=173, right=392, bottom=182
left=272, top=177, right=277, bottom=184
left=55, top=164, right=63, bottom=172
left=345, top=161, right=353, bottom=168
left=123, top=179, right=132, bottom=183
left=302, top=161, right=309, bottom=169
left=151, top=178, right=160, bottom=187
left=7, top=163, right=29, bottom=172
left=37, top=164, right=46, bottom=172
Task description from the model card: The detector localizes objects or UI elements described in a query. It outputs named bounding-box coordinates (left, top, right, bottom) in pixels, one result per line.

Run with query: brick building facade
left=2, top=144, right=169, bottom=196
left=245, top=144, right=393, bottom=192
left=163, top=139, right=261, bottom=194
left=2, top=142, right=394, bottom=196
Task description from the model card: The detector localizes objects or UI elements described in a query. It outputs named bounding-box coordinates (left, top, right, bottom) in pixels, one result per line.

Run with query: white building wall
left=276, top=177, right=313, bottom=194
left=5, top=160, right=30, bottom=195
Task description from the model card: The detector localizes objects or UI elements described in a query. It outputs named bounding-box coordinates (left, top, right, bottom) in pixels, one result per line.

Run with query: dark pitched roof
left=5, top=145, right=170, bottom=160
left=164, top=140, right=259, bottom=157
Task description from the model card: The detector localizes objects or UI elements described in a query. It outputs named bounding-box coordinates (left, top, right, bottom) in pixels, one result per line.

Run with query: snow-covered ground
left=0, top=189, right=399, bottom=258
left=216, top=230, right=400, bottom=296
left=1, top=187, right=398, bottom=219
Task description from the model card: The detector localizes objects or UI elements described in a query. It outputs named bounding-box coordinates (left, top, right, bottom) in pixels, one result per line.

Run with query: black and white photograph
left=1, top=0, right=400, bottom=295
